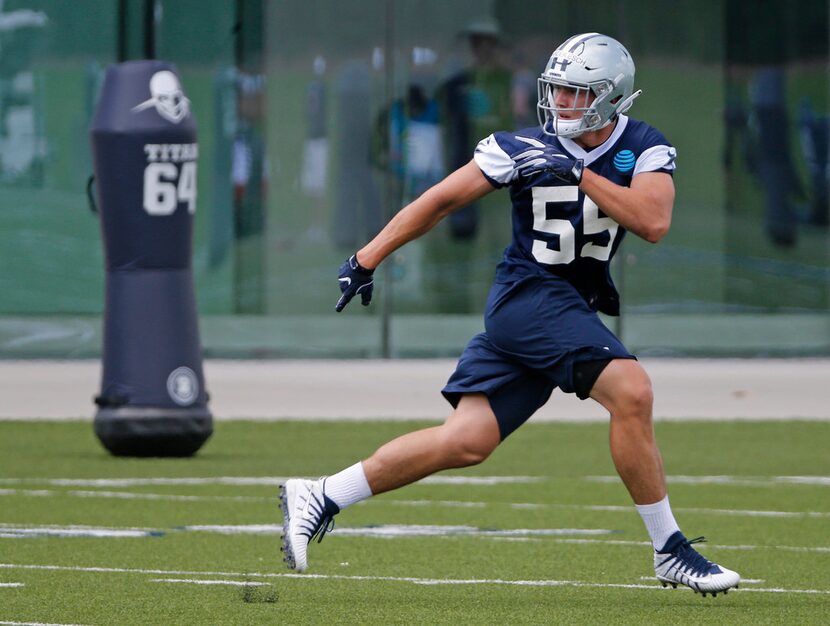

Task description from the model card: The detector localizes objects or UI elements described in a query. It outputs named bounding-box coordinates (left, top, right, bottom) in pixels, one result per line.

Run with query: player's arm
left=507, top=137, right=674, bottom=244
left=356, top=161, right=494, bottom=268
left=579, top=169, right=674, bottom=243
left=335, top=161, right=495, bottom=312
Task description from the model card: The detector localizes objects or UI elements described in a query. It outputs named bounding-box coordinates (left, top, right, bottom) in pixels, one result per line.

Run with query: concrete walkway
left=0, top=359, right=827, bottom=421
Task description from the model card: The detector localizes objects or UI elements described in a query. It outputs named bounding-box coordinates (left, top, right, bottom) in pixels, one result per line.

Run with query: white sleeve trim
left=633, top=145, right=677, bottom=177
left=473, top=134, right=518, bottom=185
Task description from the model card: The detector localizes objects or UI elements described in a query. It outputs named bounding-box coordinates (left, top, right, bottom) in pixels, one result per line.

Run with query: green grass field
left=1, top=419, right=829, bottom=625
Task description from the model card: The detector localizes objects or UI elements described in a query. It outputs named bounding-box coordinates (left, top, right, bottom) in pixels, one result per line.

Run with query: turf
left=0, top=419, right=828, bottom=624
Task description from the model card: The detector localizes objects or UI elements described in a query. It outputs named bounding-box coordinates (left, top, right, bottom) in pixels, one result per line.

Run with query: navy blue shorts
left=442, top=274, right=634, bottom=439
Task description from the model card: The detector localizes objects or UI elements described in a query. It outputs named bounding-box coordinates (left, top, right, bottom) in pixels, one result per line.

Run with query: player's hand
left=510, top=137, right=584, bottom=184
left=335, top=254, right=375, bottom=312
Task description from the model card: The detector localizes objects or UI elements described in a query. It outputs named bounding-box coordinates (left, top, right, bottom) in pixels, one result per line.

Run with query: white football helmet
left=537, top=33, right=642, bottom=138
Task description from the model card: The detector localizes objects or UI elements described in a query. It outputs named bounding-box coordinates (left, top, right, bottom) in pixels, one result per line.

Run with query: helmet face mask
left=537, top=33, right=641, bottom=139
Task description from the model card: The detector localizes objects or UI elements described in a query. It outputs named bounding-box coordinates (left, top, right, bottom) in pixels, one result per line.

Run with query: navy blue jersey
left=473, top=115, right=676, bottom=315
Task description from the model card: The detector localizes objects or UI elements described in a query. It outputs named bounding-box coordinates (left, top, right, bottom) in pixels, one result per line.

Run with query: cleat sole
left=278, top=484, right=297, bottom=570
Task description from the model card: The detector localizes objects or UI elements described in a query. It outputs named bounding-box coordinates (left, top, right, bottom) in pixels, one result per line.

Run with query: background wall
left=0, top=0, right=827, bottom=357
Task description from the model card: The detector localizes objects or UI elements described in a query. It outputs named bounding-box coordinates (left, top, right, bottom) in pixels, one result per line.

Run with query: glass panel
left=1, top=0, right=827, bottom=358
left=263, top=0, right=389, bottom=355
left=0, top=1, right=116, bottom=316
left=155, top=0, right=237, bottom=315
left=719, top=0, right=830, bottom=355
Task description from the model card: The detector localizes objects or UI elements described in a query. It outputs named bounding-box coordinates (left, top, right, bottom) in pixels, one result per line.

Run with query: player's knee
left=454, top=441, right=494, bottom=467
left=611, top=378, right=654, bottom=419
left=437, top=426, right=496, bottom=467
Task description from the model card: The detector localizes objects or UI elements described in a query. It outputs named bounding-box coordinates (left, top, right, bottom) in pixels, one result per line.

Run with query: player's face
left=552, top=86, right=596, bottom=119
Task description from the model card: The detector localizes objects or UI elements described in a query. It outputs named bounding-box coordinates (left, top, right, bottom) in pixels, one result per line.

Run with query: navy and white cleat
left=279, top=478, right=339, bottom=572
left=654, top=532, right=740, bottom=596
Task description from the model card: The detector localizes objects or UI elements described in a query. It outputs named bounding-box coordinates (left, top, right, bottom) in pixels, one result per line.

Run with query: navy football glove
left=510, top=136, right=584, bottom=184
left=335, top=254, right=375, bottom=312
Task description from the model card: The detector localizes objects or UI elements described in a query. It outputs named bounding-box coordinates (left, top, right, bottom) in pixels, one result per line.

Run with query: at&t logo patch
left=613, top=149, right=636, bottom=173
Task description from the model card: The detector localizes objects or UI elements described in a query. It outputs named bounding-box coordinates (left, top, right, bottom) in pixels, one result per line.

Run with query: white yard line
left=69, top=490, right=267, bottom=503
left=0, top=583, right=24, bottom=587
left=0, top=525, right=161, bottom=539
left=672, top=507, right=830, bottom=519
left=587, top=475, right=830, bottom=487
left=387, top=499, right=487, bottom=508
left=0, top=476, right=541, bottom=488
left=150, top=578, right=270, bottom=587
left=0, top=477, right=289, bottom=488
left=332, top=526, right=613, bottom=538
left=377, top=499, right=830, bottom=519
left=0, top=488, right=270, bottom=504
left=0, top=622, right=89, bottom=626
left=1, top=523, right=829, bottom=554
left=0, top=563, right=827, bottom=596
left=548, top=537, right=830, bottom=554
left=0, top=523, right=613, bottom=539
left=4, top=473, right=827, bottom=490
left=4, top=487, right=828, bottom=519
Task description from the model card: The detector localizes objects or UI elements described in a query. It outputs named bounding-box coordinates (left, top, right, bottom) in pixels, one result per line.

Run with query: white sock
left=635, top=495, right=681, bottom=551
left=322, top=462, right=373, bottom=510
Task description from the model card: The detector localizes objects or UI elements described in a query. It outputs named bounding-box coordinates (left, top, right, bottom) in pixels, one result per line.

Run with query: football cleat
left=654, top=532, right=740, bottom=596
left=279, top=478, right=339, bottom=572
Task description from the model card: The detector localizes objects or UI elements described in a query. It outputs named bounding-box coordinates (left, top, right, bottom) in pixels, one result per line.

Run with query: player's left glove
left=510, top=137, right=584, bottom=184
left=335, top=254, right=374, bottom=312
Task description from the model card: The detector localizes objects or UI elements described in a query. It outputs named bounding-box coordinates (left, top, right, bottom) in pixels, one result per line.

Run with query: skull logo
left=132, top=70, right=190, bottom=123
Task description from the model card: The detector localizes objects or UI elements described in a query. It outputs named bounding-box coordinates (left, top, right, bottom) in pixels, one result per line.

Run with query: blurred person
left=372, top=46, right=445, bottom=299
left=510, top=47, right=539, bottom=130
left=301, top=54, right=329, bottom=243
left=798, top=99, right=829, bottom=228
left=749, top=68, right=802, bottom=247
left=723, top=0, right=829, bottom=248
left=373, top=47, right=445, bottom=204
left=332, top=56, right=384, bottom=250
left=232, top=70, right=268, bottom=313
left=430, top=18, right=514, bottom=313
left=208, top=65, right=237, bottom=269
left=440, top=17, right=513, bottom=240
left=281, top=33, right=741, bottom=596
left=0, top=0, right=48, bottom=185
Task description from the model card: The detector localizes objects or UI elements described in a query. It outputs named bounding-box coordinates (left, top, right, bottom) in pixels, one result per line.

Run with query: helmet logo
left=548, top=50, right=586, bottom=73
left=132, top=71, right=190, bottom=124
left=550, top=57, right=571, bottom=73
left=613, top=150, right=636, bottom=173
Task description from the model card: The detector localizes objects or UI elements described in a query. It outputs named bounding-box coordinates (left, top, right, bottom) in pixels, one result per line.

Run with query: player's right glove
left=335, top=254, right=374, bottom=312
left=510, top=136, right=584, bottom=184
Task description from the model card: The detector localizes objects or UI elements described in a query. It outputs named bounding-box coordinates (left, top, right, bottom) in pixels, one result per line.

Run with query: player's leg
left=588, top=358, right=740, bottom=595
left=361, top=392, right=501, bottom=494
left=588, top=358, right=665, bottom=505
left=280, top=393, right=501, bottom=571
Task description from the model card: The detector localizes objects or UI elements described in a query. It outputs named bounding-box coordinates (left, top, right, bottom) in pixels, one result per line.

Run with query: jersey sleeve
left=633, top=127, right=677, bottom=177
left=473, top=132, right=519, bottom=188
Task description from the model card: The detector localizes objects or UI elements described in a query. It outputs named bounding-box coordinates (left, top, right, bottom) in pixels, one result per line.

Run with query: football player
left=281, top=33, right=741, bottom=596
